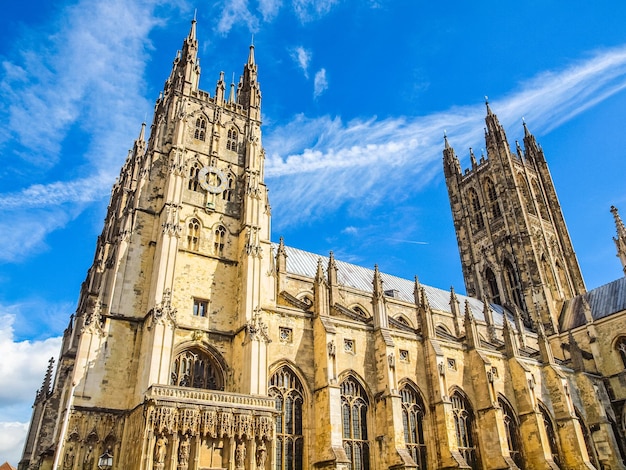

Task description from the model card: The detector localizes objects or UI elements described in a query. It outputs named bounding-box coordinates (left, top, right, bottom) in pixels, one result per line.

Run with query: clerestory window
left=341, top=377, right=370, bottom=470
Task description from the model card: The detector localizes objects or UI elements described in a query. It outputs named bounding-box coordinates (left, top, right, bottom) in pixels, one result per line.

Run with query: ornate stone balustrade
left=146, top=385, right=276, bottom=411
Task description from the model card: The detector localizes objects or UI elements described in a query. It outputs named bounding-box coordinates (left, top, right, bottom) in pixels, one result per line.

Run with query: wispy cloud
left=290, top=46, right=311, bottom=78
left=0, top=0, right=181, bottom=261
left=0, top=313, right=62, bottom=465
left=313, top=68, right=328, bottom=98
left=265, top=45, right=626, bottom=227
left=216, top=0, right=260, bottom=34
left=258, top=0, right=283, bottom=21
left=292, top=0, right=340, bottom=23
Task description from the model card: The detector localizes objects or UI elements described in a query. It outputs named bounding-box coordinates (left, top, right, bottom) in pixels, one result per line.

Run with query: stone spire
left=442, top=133, right=461, bottom=178
left=464, top=300, right=480, bottom=349
left=611, top=205, right=626, bottom=275
left=237, top=42, right=261, bottom=117
left=372, top=265, right=388, bottom=329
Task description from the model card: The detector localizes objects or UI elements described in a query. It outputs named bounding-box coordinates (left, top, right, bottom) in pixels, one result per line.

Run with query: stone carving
left=388, top=353, right=395, bottom=369
left=178, top=434, right=190, bottom=469
left=246, top=311, right=271, bottom=343
left=235, top=440, right=246, bottom=469
left=256, top=441, right=267, bottom=468
left=63, top=446, right=75, bottom=470
left=327, top=340, right=336, bottom=358
left=82, top=300, right=105, bottom=336
left=150, top=289, right=177, bottom=326
left=154, top=434, right=168, bottom=465
left=162, top=203, right=183, bottom=236
left=83, top=446, right=94, bottom=470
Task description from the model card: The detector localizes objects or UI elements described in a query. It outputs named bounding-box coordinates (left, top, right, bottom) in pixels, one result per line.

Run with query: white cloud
left=265, top=44, right=626, bottom=227
left=216, top=0, right=260, bottom=34
left=292, top=0, right=340, bottom=23
left=290, top=46, right=311, bottom=78
left=258, top=0, right=283, bottom=21
left=313, top=68, right=328, bottom=98
left=0, top=313, right=62, bottom=466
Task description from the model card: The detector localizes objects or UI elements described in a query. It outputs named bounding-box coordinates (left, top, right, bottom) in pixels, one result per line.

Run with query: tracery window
left=188, top=162, right=201, bottom=191
left=486, top=267, right=501, bottom=305
left=485, top=178, right=501, bottom=219
left=451, top=391, right=478, bottom=469
left=400, top=383, right=427, bottom=469
left=539, top=404, right=561, bottom=467
left=341, top=377, right=370, bottom=470
left=187, top=218, right=200, bottom=251
left=214, top=225, right=226, bottom=256
left=269, top=366, right=304, bottom=470
left=616, top=337, right=626, bottom=368
left=575, top=409, right=599, bottom=469
left=171, top=348, right=223, bottom=390
left=504, top=260, right=524, bottom=309
left=226, top=127, right=238, bottom=151
left=468, top=188, right=484, bottom=230
left=498, top=398, right=523, bottom=469
left=194, top=117, right=207, bottom=141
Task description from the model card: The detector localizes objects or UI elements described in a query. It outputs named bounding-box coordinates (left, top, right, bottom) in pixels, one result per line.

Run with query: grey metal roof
left=559, top=276, right=626, bottom=330
left=274, top=243, right=515, bottom=328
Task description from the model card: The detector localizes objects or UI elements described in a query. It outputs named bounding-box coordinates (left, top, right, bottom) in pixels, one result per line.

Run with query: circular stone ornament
left=198, top=166, right=228, bottom=194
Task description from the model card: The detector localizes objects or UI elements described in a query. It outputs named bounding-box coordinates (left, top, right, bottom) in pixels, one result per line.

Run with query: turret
left=611, top=205, right=626, bottom=275
left=443, top=133, right=461, bottom=178
left=237, top=44, right=261, bottom=119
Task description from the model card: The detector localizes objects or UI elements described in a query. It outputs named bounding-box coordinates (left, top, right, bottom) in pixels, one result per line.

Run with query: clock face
left=198, top=166, right=228, bottom=194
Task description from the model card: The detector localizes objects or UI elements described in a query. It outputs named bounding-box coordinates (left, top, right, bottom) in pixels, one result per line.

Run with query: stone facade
left=19, top=20, right=626, bottom=470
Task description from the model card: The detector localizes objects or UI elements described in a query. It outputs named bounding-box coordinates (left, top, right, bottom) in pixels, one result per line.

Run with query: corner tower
left=444, top=102, right=585, bottom=333
left=20, top=21, right=275, bottom=470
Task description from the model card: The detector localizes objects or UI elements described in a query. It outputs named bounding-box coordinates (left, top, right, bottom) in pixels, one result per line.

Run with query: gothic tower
left=443, top=102, right=586, bottom=332
left=19, top=20, right=275, bottom=470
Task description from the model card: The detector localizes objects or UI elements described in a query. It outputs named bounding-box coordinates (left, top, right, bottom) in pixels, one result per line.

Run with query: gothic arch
left=191, top=112, right=210, bottom=141
left=484, top=265, right=501, bottom=305
left=269, top=359, right=312, bottom=401
left=449, top=387, right=479, bottom=469
left=394, top=314, right=415, bottom=329
left=466, top=186, right=484, bottom=230
left=613, top=336, right=626, bottom=368
left=339, top=373, right=371, bottom=470
left=497, top=394, right=523, bottom=468
left=350, top=303, right=371, bottom=319
left=574, top=407, right=599, bottom=468
left=398, top=380, right=428, bottom=469
left=170, top=342, right=227, bottom=391
left=184, top=216, right=203, bottom=251
left=538, top=402, right=561, bottom=467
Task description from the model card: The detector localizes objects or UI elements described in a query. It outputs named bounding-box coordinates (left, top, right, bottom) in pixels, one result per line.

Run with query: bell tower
left=444, top=102, right=585, bottom=333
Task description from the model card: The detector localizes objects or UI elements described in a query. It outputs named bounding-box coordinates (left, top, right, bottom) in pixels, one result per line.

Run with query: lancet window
left=226, top=127, right=238, bottom=151
left=187, top=218, right=200, bottom=251
left=517, top=175, right=536, bottom=215
left=171, top=348, right=223, bottom=390
left=504, top=260, right=524, bottom=309
left=269, top=366, right=304, bottom=470
left=214, top=225, right=226, bottom=256
left=222, top=174, right=234, bottom=202
left=575, top=409, right=599, bottom=469
left=188, top=162, right=201, bottom=191
left=539, top=404, right=561, bottom=467
left=485, top=178, right=501, bottom=219
left=498, top=398, right=523, bottom=469
left=467, top=188, right=484, bottom=230
left=532, top=180, right=550, bottom=220
left=194, top=117, right=207, bottom=141
left=341, top=377, right=370, bottom=470
left=451, top=391, right=478, bottom=469
left=486, top=267, right=501, bottom=305
left=400, top=383, right=427, bottom=469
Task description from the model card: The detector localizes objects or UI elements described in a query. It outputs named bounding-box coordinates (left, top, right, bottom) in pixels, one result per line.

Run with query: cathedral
left=19, top=20, right=626, bottom=470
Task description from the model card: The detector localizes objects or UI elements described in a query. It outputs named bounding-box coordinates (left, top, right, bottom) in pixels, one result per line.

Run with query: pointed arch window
left=485, top=178, right=501, bottom=219
left=222, top=174, right=234, bottom=202
left=498, top=398, right=523, bottom=469
left=188, top=162, right=201, bottom=191
left=400, top=383, right=427, bottom=469
left=467, top=188, right=484, bottom=230
left=269, top=366, right=304, bottom=470
left=194, top=117, right=207, bottom=141
left=451, top=391, right=478, bottom=469
left=226, top=127, right=238, bottom=151
left=341, top=377, right=370, bottom=470
left=575, top=409, right=599, bottom=469
left=214, top=225, right=226, bottom=256
left=504, top=260, right=524, bottom=310
left=187, top=218, right=200, bottom=251
left=539, top=404, right=561, bottom=467
left=171, top=348, right=223, bottom=390
left=486, top=267, right=501, bottom=305
left=517, top=175, right=536, bottom=216
left=616, top=337, right=626, bottom=368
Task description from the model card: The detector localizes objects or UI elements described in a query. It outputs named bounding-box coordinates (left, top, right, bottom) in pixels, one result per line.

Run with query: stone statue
left=256, top=441, right=267, bottom=468
left=83, top=446, right=94, bottom=470
left=235, top=441, right=246, bottom=469
left=63, top=446, right=75, bottom=470
left=178, top=434, right=190, bottom=467
left=155, top=435, right=168, bottom=464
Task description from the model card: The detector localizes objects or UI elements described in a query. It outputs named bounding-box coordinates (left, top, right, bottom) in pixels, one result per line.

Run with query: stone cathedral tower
left=20, top=20, right=277, bottom=470
left=443, top=103, right=586, bottom=333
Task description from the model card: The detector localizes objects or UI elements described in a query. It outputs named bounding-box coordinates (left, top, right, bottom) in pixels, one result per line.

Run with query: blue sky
left=1, top=0, right=626, bottom=463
